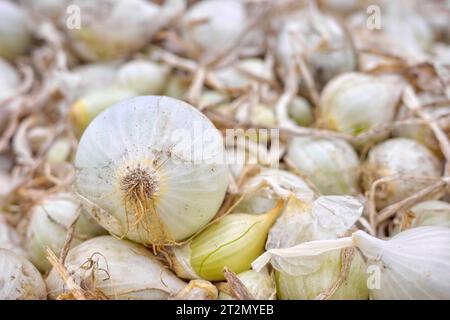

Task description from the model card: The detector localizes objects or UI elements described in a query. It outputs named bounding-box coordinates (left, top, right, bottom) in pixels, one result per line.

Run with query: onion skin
left=46, top=236, right=187, bottom=300
left=218, top=269, right=276, bottom=300
left=0, top=249, right=47, bottom=300
left=409, top=200, right=450, bottom=229
left=361, top=138, right=443, bottom=209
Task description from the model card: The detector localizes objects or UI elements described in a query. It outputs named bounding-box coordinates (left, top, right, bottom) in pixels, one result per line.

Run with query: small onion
left=45, top=136, right=72, bottom=165
left=64, top=0, right=160, bottom=61
left=164, top=73, right=190, bottom=100
left=169, top=203, right=283, bottom=281
left=46, top=236, right=187, bottom=300
left=180, top=0, right=247, bottom=60
left=285, top=137, right=360, bottom=195
left=361, top=138, right=442, bottom=209
left=288, top=96, right=314, bottom=127
left=69, top=87, right=136, bottom=137
left=218, top=269, right=276, bottom=300
left=0, top=0, right=32, bottom=60
left=24, top=193, right=106, bottom=272
left=408, top=200, right=450, bottom=229
left=0, top=57, right=20, bottom=101
left=115, top=60, right=170, bottom=96
left=276, top=9, right=356, bottom=89
left=255, top=227, right=450, bottom=299
left=318, top=72, right=401, bottom=136
left=233, top=168, right=316, bottom=215
left=75, top=96, right=228, bottom=246
left=0, top=249, right=47, bottom=300
left=0, top=215, right=25, bottom=256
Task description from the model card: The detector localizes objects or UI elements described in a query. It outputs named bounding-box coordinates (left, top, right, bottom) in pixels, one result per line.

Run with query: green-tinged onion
left=361, top=138, right=443, bottom=209
left=288, top=97, right=314, bottom=127
left=285, top=137, right=360, bottom=195
left=169, top=202, right=284, bottom=281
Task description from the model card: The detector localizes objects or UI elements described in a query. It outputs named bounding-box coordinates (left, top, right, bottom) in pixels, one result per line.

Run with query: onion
left=64, top=0, right=160, bottom=61
left=218, top=269, right=276, bottom=300
left=0, top=215, right=25, bottom=256
left=408, top=200, right=450, bottom=229
left=0, top=57, right=20, bottom=101
left=288, top=96, right=314, bottom=127
left=276, top=9, right=356, bottom=89
left=75, top=96, right=228, bottom=246
left=0, top=0, right=31, bottom=60
left=46, top=236, right=187, bottom=300
left=286, top=137, right=360, bottom=195
left=318, top=72, right=401, bottom=137
left=23, top=192, right=106, bottom=272
left=233, top=168, right=316, bottom=215
left=361, top=138, right=443, bottom=209
left=0, top=249, right=47, bottom=300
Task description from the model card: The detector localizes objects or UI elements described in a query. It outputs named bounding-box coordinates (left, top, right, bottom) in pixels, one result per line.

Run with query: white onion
left=286, top=137, right=360, bottom=195
left=24, top=192, right=106, bottom=272
left=180, top=0, right=247, bottom=60
left=219, top=269, right=276, bottom=300
left=0, top=249, right=47, bottom=300
left=362, top=138, right=443, bottom=209
left=276, top=9, right=356, bottom=89
left=64, top=0, right=160, bottom=61
left=75, top=96, right=228, bottom=245
left=46, top=236, right=186, bottom=300
left=288, top=96, right=314, bottom=127
left=0, top=215, right=25, bottom=256
left=0, top=57, right=20, bottom=101
left=0, top=0, right=31, bottom=60
left=408, top=200, right=450, bottom=229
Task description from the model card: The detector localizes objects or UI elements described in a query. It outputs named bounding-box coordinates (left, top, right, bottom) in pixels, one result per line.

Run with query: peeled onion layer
left=75, top=96, right=229, bottom=246
left=45, top=236, right=186, bottom=300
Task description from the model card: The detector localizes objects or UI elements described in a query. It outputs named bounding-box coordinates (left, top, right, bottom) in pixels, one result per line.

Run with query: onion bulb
left=285, top=137, right=360, bottom=195
left=69, top=87, right=136, bottom=137
left=0, top=249, right=47, bottom=300
left=361, top=138, right=442, bottom=209
left=318, top=73, right=401, bottom=136
left=288, top=96, right=314, bottom=127
left=0, top=0, right=31, bottom=60
left=169, top=202, right=283, bottom=281
left=23, top=193, right=106, bottom=272
left=64, top=0, right=160, bottom=61
left=75, top=96, right=228, bottom=246
left=254, top=226, right=450, bottom=299
left=0, top=215, right=25, bottom=256
left=233, top=168, right=316, bottom=215
left=46, top=236, right=187, bottom=300
left=276, top=9, right=356, bottom=89
left=408, top=200, right=450, bottom=229
left=218, top=269, right=276, bottom=300
left=180, top=0, right=247, bottom=60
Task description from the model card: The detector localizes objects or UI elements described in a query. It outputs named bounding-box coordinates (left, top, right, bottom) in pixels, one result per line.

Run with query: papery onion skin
left=276, top=250, right=368, bottom=300
left=318, top=73, right=401, bottom=137
left=46, top=236, right=186, bottom=300
left=286, top=137, right=360, bottom=195
left=0, top=249, right=47, bottom=300
left=361, top=138, right=443, bottom=209
left=0, top=0, right=31, bottom=60
left=24, top=193, right=106, bottom=272
left=75, top=96, right=228, bottom=246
